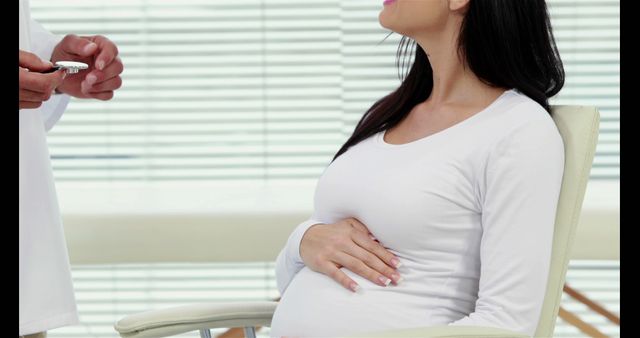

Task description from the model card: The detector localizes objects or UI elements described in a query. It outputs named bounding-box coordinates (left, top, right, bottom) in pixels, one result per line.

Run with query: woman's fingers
left=350, top=218, right=401, bottom=266
left=301, top=218, right=404, bottom=292
left=346, top=217, right=369, bottom=233
left=323, top=262, right=360, bottom=292
left=351, top=229, right=402, bottom=269
left=346, top=238, right=402, bottom=284
left=333, top=251, right=393, bottom=287
left=346, top=217, right=379, bottom=241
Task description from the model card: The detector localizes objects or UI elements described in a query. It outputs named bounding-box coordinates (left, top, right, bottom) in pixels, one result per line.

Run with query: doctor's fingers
left=20, top=101, right=43, bottom=109
left=85, top=76, right=122, bottom=93
left=344, top=243, right=400, bottom=286
left=20, top=69, right=66, bottom=94
left=82, top=58, right=123, bottom=87
left=87, top=91, right=115, bottom=101
left=59, top=34, right=98, bottom=57
left=91, top=35, right=119, bottom=71
left=20, top=88, right=54, bottom=103
left=19, top=50, right=53, bottom=72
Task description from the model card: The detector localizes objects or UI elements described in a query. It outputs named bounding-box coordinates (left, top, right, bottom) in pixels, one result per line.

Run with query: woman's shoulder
left=487, top=89, right=564, bottom=153
left=487, top=89, right=559, bottom=135
left=494, top=89, right=553, bottom=122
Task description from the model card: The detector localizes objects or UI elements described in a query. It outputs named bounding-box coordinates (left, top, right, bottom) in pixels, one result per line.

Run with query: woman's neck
left=414, top=19, right=503, bottom=108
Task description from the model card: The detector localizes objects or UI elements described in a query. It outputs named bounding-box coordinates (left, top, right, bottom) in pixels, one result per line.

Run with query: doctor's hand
left=51, top=34, right=123, bottom=100
left=19, top=50, right=66, bottom=110
left=299, top=218, right=403, bottom=293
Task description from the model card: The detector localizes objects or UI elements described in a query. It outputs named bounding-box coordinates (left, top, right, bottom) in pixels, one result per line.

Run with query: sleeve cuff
left=286, top=219, right=324, bottom=266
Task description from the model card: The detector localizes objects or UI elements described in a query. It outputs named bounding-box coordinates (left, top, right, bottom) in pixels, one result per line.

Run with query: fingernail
left=378, top=276, right=391, bottom=286
left=86, top=74, right=97, bottom=85
left=391, top=273, right=402, bottom=284
left=369, top=234, right=378, bottom=241
left=350, top=282, right=360, bottom=293
left=96, top=60, right=105, bottom=70
left=391, top=258, right=402, bottom=268
left=61, top=71, right=67, bottom=79
left=81, top=81, right=90, bottom=94
left=84, top=42, right=97, bottom=54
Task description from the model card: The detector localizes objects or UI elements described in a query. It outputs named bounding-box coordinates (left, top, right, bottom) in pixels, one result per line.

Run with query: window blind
left=29, top=0, right=619, bottom=181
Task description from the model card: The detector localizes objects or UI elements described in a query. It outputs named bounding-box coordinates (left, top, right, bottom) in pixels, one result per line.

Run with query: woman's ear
left=449, top=0, right=470, bottom=12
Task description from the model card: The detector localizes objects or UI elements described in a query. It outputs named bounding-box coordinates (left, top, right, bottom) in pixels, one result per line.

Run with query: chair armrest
left=345, top=326, right=529, bottom=338
left=114, top=301, right=277, bottom=338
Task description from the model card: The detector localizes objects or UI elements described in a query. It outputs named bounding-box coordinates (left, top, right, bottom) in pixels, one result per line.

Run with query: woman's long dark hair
left=333, top=0, right=564, bottom=160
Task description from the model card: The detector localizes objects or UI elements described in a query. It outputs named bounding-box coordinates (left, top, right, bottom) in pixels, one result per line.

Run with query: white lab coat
left=19, top=0, right=79, bottom=335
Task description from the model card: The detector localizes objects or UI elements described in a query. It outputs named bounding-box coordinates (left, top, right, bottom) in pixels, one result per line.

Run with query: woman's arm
left=449, top=116, right=565, bottom=337
left=275, top=218, right=324, bottom=294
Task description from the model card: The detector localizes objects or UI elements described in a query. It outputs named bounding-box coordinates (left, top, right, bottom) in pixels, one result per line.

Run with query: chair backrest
left=534, top=106, right=600, bottom=337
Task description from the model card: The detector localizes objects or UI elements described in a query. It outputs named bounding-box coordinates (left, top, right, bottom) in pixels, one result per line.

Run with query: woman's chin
left=378, top=11, right=394, bottom=31
left=379, top=8, right=405, bottom=35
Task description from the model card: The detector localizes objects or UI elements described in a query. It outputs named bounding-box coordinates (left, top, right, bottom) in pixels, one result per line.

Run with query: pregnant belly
left=270, top=266, right=449, bottom=337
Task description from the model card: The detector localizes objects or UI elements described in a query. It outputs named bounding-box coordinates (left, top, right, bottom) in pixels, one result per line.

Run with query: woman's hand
left=299, top=217, right=403, bottom=292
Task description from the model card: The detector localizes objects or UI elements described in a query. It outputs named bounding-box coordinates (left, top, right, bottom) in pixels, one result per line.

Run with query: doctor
left=19, top=0, right=124, bottom=337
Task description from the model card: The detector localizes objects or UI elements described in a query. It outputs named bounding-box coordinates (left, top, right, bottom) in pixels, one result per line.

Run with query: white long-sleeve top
left=19, top=0, right=78, bottom=335
left=271, top=89, right=564, bottom=337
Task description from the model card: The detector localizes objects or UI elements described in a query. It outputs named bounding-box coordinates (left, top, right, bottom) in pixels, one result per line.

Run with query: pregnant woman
left=271, top=0, right=565, bottom=337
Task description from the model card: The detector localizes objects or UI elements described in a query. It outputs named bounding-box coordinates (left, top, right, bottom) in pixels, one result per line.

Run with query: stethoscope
left=43, top=61, right=89, bottom=74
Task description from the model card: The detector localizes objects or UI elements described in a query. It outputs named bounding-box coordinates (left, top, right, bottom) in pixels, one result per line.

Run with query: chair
left=114, top=105, right=600, bottom=338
